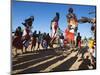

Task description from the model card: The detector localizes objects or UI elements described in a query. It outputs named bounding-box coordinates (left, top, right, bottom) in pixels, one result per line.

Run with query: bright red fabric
left=65, top=29, right=74, bottom=41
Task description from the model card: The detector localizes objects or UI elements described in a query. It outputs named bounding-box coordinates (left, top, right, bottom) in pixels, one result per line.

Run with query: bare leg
left=24, top=46, right=27, bottom=53
left=21, top=49, right=23, bottom=54
left=37, top=42, right=40, bottom=50
left=31, top=44, right=33, bottom=51
left=14, top=48, right=17, bottom=57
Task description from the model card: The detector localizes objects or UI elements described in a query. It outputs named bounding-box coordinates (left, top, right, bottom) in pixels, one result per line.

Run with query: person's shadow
left=77, top=46, right=89, bottom=59
left=78, top=56, right=91, bottom=70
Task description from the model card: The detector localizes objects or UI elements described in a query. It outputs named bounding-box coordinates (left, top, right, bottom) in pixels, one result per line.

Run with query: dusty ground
left=11, top=44, right=96, bottom=75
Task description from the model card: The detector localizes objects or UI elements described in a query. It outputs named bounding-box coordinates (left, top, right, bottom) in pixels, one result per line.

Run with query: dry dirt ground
left=11, top=44, right=96, bottom=75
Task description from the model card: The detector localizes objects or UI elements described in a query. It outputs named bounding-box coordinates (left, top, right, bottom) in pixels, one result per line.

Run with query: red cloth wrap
left=65, top=29, right=74, bottom=41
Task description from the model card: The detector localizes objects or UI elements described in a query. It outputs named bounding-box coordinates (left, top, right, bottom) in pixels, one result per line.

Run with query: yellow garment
left=88, top=39, right=94, bottom=49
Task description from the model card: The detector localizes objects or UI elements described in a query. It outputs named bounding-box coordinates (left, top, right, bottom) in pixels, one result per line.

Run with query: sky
left=12, top=0, right=96, bottom=39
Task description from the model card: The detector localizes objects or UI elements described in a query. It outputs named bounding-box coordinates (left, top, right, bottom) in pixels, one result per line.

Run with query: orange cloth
left=65, top=29, right=74, bottom=41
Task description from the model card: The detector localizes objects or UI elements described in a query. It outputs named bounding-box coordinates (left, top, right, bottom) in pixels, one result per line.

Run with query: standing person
left=22, top=16, right=34, bottom=53
left=22, top=26, right=31, bottom=52
left=42, top=39, right=48, bottom=50
left=65, top=8, right=78, bottom=48
left=76, top=32, right=82, bottom=56
left=31, top=30, right=37, bottom=51
left=12, top=26, right=23, bottom=56
left=88, top=39, right=94, bottom=54
left=50, top=12, right=60, bottom=46
left=46, top=33, right=51, bottom=48
left=88, top=38, right=95, bottom=68
left=59, top=33, right=64, bottom=48
left=37, top=31, right=42, bottom=50
left=42, top=33, right=47, bottom=49
left=84, top=37, right=88, bottom=46
left=76, top=32, right=81, bottom=49
left=56, top=27, right=62, bottom=47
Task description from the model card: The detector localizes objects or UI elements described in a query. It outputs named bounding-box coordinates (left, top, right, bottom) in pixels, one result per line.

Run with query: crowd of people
left=12, top=7, right=96, bottom=69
